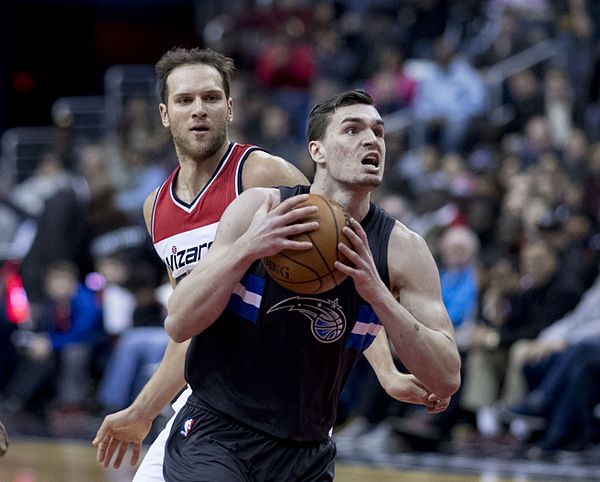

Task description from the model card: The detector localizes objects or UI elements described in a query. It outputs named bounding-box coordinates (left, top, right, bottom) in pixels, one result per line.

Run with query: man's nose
left=362, top=129, right=378, bottom=146
left=192, top=98, right=207, bottom=116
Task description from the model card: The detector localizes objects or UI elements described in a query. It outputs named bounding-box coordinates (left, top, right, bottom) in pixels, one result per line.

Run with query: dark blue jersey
left=185, top=185, right=396, bottom=442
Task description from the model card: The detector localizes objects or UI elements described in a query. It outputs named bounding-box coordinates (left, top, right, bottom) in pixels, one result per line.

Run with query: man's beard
left=172, top=125, right=227, bottom=162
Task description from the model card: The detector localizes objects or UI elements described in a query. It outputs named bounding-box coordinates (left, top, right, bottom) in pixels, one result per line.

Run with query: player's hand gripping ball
left=262, top=194, right=351, bottom=294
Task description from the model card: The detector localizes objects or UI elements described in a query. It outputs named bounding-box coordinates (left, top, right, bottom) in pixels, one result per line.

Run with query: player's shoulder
left=389, top=220, right=428, bottom=252
left=142, top=188, right=159, bottom=233
left=242, top=150, right=308, bottom=189
left=387, top=220, right=436, bottom=289
left=236, top=186, right=280, bottom=205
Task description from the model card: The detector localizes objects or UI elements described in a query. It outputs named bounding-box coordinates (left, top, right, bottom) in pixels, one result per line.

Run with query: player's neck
left=176, top=142, right=230, bottom=203
left=310, top=184, right=371, bottom=222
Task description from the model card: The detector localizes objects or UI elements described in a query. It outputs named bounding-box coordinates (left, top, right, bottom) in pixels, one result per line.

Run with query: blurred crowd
left=1, top=0, right=600, bottom=463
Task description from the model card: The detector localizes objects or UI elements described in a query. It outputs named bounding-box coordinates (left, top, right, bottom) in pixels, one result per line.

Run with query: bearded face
left=160, top=64, right=232, bottom=164
left=169, top=108, right=228, bottom=161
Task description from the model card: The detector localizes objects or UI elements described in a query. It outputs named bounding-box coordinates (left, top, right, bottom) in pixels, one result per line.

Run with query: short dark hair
left=307, top=89, right=375, bottom=142
left=155, top=47, right=235, bottom=104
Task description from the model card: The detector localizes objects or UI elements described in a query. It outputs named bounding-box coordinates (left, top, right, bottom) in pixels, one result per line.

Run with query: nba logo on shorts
left=180, top=418, right=195, bottom=437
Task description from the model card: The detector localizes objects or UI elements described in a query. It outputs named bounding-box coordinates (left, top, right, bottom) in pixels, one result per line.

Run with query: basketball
left=262, top=194, right=351, bottom=294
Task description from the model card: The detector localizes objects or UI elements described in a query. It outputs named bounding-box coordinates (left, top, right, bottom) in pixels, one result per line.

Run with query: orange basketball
left=262, top=194, right=351, bottom=294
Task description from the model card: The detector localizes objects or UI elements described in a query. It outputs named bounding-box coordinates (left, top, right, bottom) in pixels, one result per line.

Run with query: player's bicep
left=391, top=230, right=454, bottom=336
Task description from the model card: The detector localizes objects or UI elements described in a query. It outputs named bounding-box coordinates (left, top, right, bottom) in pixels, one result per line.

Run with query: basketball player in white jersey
left=93, top=48, right=450, bottom=480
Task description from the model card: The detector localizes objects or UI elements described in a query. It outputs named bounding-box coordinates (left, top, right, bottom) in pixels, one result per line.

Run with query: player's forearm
left=370, top=292, right=461, bottom=399
left=363, top=328, right=397, bottom=391
left=129, top=339, right=188, bottom=420
left=165, top=244, right=254, bottom=342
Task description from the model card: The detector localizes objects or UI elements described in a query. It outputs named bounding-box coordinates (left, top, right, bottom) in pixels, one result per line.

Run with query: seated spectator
left=11, top=150, right=88, bottom=219
left=17, top=155, right=91, bottom=304
left=438, top=225, right=479, bottom=336
left=253, top=103, right=304, bottom=166
left=96, top=263, right=167, bottom=413
left=504, top=337, right=600, bottom=456
left=461, top=240, right=584, bottom=437
left=412, top=37, right=486, bottom=153
left=0, top=260, right=104, bottom=415
left=500, top=70, right=544, bottom=136
left=255, top=23, right=316, bottom=142
left=499, top=268, right=600, bottom=450
left=364, top=45, right=416, bottom=115
left=472, top=8, right=528, bottom=68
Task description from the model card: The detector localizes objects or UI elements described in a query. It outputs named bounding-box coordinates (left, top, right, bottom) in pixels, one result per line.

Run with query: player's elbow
left=165, top=315, right=189, bottom=343
left=436, top=360, right=462, bottom=399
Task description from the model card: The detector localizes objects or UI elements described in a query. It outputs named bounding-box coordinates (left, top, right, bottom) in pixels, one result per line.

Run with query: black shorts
left=163, top=399, right=336, bottom=482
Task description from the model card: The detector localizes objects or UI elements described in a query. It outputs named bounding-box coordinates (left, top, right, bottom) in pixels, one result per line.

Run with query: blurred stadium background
left=1, top=1, right=600, bottom=481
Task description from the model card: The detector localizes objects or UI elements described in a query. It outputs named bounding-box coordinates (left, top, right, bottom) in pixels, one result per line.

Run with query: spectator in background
left=543, top=67, right=575, bottom=149
left=503, top=337, right=600, bottom=456
left=0, top=261, right=103, bottom=415
left=583, top=47, right=600, bottom=142
left=554, top=0, right=596, bottom=114
left=581, top=143, right=600, bottom=223
left=11, top=150, right=88, bottom=219
left=472, top=8, right=528, bottom=68
left=114, top=151, right=169, bottom=224
left=364, top=45, right=416, bottom=115
left=437, top=225, right=480, bottom=341
left=412, top=37, right=486, bottom=153
left=253, top=103, right=304, bottom=167
left=404, top=0, right=450, bottom=59
left=502, top=70, right=545, bottom=136
left=77, top=143, right=113, bottom=199
left=256, top=21, right=316, bottom=142
left=97, top=263, right=167, bottom=413
left=502, top=265, right=600, bottom=414
left=118, top=95, right=172, bottom=166
left=87, top=185, right=162, bottom=338
left=461, top=240, right=583, bottom=437
left=18, top=152, right=91, bottom=304
left=518, top=116, right=556, bottom=167
left=114, top=96, right=173, bottom=221
left=561, top=128, right=590, bottom=181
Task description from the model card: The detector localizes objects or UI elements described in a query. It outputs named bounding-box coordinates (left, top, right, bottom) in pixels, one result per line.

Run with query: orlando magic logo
left=267, top=297, right=346, bottom=343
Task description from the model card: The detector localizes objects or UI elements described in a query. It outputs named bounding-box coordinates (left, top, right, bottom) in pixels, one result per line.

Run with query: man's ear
left=227, top=98, right=233, bottom=122
left=159, top=103, right=170, bottom=128
left=308, top=140, right=325, bottom=165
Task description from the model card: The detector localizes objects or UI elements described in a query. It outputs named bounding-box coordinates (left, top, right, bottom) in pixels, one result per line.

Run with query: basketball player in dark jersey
left=93, top=49, right=450, bottom=478
left=163, top=90, right=461, bottom=481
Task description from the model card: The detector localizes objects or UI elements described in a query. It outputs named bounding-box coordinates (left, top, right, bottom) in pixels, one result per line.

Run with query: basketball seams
left=321, top=198, right=343, bottom=290
left=267, top=249, right=324, bottom=292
